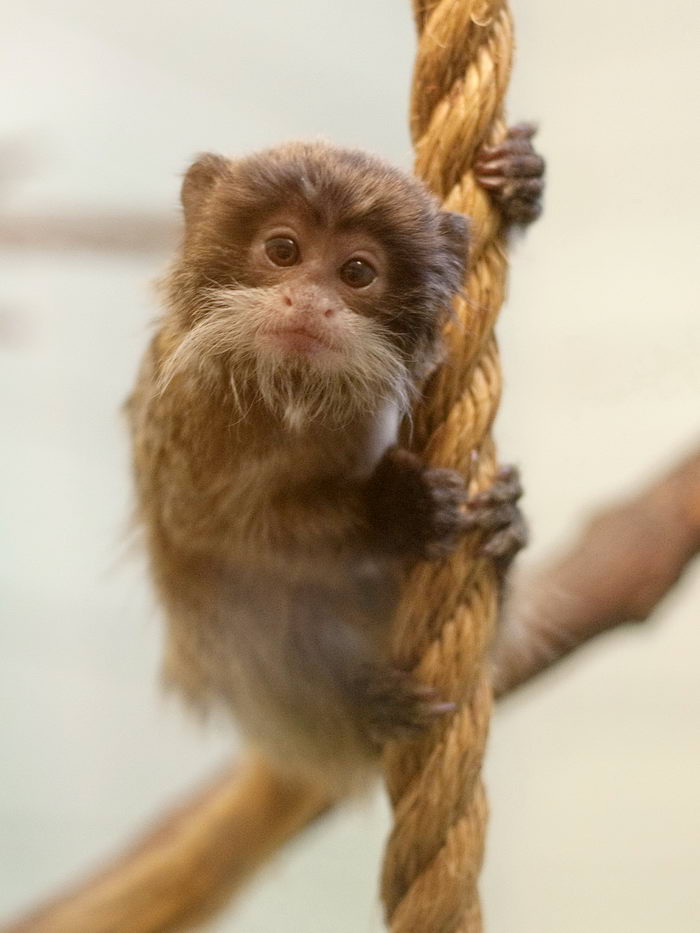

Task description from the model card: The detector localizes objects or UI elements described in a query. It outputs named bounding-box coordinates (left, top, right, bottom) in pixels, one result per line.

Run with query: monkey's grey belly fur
left=164, top=556, right=400, bottom=793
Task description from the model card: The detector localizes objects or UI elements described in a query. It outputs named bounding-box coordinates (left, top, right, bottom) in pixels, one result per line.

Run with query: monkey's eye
left=264, top=236, right=300, bottom=267
left=340, top=258, right=376, bottom=289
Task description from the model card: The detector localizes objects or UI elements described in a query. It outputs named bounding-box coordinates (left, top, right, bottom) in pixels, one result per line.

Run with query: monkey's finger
left=502, top=198, right=543, bottom=224
left=475, top=173, right=507, bottom=190
left=511, top=178, right=544, bottom=197
left=480, top=516, right=529, bottom=563
left=478, top=136, right=538, bottom=161
left=475, top=153, right=545, bottom=179
left=495, top=463, right=523, bottom=486
left=462, top=502, right=521, bottom=533
left=468, top=467, right=523, bottom=507
left=475, top=181, right=544, bottom=218
left=424, top=467, right=469, bottom=500
left=475, top=149, right=533, bottom=176
left=506, top=121, right=538, bottom=140
left=476, top=124, right=537, bottom=159
left=479, top=179, right=544, bottom=205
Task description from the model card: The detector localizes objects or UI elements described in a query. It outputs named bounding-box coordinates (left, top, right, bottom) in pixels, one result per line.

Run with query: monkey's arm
left=230, top=444, right=523, bottom=566
left=365, top=447, right=526, bottom=565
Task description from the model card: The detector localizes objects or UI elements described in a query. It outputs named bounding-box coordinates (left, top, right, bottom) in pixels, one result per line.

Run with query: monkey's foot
left=474, top=123, right=545, bottom=225
left=366, top=447, right=468, bottom=560
left=463, top=464, right=528, bottom=568
left=359, top=666, right=455, bottom=746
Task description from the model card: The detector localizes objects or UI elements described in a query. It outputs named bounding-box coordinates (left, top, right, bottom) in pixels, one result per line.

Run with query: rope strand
left=381, top=3, right=514, bottom=930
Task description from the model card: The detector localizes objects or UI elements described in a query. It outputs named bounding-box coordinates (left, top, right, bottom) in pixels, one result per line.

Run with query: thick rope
left=380, top=3, right=514, bottom=931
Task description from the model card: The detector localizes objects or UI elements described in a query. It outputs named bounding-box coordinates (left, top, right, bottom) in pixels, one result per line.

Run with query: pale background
left=1, top=1, right=699, bottom=931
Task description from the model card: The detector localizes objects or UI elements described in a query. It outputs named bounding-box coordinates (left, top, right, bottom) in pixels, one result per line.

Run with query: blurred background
left=1, top=1, right=698, bottom=930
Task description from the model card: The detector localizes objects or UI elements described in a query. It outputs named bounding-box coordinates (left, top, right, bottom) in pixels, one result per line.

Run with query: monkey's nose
left=282, top=292, right=312, bottom=312
left=283, top=287, right=338, bottom=319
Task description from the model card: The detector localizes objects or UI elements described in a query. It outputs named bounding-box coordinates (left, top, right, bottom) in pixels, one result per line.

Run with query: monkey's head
left=162, top=141, right=468, bottom=427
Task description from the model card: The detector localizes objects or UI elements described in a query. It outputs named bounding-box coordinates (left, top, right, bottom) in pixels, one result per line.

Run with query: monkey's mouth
left=266, top=326, right=337, bottom=355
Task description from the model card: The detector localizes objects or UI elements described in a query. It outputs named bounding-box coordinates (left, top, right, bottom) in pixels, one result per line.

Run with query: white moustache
left=158, top=285, right=413, bottom=429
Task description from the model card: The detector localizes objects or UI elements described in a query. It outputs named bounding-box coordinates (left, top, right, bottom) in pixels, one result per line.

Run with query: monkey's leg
left=288, top=589, right=453, bottom=747
left=474, top=122, right=545, bottom=224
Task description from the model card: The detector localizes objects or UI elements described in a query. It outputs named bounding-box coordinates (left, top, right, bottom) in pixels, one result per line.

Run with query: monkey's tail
left=4, top=754, right=330, bottom=933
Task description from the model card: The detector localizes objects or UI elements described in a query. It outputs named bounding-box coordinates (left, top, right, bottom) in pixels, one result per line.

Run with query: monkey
left=3, top=129, right=544, bottom=933
left=126, top=129, right=544, bottom=795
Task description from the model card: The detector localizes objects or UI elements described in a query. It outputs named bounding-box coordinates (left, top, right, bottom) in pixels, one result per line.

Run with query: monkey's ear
left=438, top=211, right=470, bottom=261
left=181, top=153, right=229, bottom=222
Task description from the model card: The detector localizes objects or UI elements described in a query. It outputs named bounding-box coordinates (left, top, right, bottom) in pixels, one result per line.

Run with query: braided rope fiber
left=380, top=2, right=515, bottom=931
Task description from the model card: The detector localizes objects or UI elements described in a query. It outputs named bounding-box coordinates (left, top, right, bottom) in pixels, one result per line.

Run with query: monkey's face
left=164, top=142, right=469, bottom=427
left=247, top=212, right=388, bottom=361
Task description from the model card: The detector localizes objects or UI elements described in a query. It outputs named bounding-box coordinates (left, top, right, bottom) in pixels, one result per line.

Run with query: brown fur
left=127, top=141, right=471, bottom=792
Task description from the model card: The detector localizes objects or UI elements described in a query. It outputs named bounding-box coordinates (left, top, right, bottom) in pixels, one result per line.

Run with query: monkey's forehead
left=220, top=141, right=440, bottom=239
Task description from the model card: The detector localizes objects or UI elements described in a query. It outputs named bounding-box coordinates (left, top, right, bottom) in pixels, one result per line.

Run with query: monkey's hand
left=474, top=123, right=545, bottom=225
left=464, top=465, right=528, bottom=571
left=365, top=446, right=468, bottom=560
left=366, top=451, right=527, bottom=567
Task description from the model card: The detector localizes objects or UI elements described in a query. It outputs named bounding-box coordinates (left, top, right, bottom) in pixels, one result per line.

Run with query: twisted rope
left=380, top=3, right=514, bottom=931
